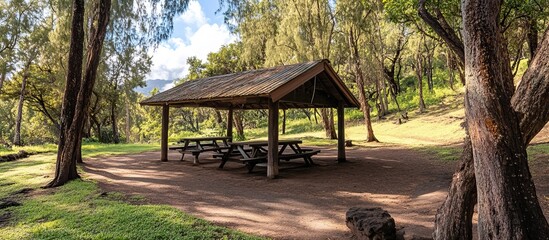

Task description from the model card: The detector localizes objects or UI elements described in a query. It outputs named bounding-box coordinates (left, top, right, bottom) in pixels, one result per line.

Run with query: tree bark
left=46, top=0, right=110, bottom=188
left=13, top=64, right=30, bottom=146
left=0, top=69, right=6, bottom=94
left=46, top=0, right=86, bottom=188
left=462, top=0, right=548, bottom=238
left=234, top=110, right=244, bottom=139
left=320, top=108, right=336, bottom=139
left=433, top=27, right=549, bottom=239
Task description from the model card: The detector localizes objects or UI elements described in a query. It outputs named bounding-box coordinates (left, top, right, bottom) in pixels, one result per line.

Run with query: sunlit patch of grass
left=0, top=143, right=262, bottom=239
left=528, top=143, right=549, bottom=160
left=0, top=144, right=58, bottom=155
left=416, top=145, right=462, bottom=162
left=80, top=143, right=159, bottom=158
left=1, top=180, right=261, bottom=240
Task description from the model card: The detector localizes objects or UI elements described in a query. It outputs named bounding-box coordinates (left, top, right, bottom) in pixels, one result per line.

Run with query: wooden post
left=227, top=108, right=233, bottom=142
left=161, top=104, right=169, bottom=162
left=267, top=99, right=279, bottom=178
left=337, top=103, right=346, bottom=162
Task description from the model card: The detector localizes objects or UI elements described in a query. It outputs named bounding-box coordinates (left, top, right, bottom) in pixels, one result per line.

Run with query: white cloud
left=179, top=1, right=207, bottom=27
left=146, top=1, right=236, bottom=81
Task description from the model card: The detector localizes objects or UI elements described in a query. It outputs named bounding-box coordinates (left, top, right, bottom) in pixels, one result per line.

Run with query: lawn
left=0, top=143, right=262, bottom=240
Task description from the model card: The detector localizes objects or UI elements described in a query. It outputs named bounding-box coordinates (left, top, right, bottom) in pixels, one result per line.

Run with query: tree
left=461, top=0, right=549, bottom=237
left=418, top=0, right=549, bottom=238
left=336, top=0, right=378, bottom=142
left=47, top=0, right=110, bottom=187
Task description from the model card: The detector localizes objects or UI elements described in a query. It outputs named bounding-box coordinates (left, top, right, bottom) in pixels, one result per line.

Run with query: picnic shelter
left=140, top=59, right=360, bottom=178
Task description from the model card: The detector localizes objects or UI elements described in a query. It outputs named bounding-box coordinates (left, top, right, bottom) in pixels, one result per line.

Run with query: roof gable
left=141, top=59, right=359, bottom=109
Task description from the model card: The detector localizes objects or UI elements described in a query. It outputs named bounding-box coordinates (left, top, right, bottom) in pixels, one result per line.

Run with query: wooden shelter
left=140, top=59, right=359, bottom=178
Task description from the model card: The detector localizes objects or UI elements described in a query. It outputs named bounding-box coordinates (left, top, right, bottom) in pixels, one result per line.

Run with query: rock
left=18, top=150, right=29, bottom=158
left=345, top=140, right=353, bottom=147
left=0, top=200, right=20, bottom=209
left=346, top=207, right=397, bottom=240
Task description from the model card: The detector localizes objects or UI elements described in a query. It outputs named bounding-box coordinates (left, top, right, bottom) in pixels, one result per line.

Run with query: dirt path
left=83, top=146, right=548, bottom=239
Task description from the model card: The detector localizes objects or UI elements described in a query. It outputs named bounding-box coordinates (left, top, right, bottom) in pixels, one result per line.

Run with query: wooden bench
left=239, top=150, right=320, bottom=173
left=169, top=145, right=230, bottom=164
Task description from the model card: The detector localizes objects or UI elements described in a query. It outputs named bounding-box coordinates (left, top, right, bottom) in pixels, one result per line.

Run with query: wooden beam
left=337, top=102, right=346, bottom=162
left=227, top=109, right=233, bottom=141
left=161, top=104, right=169, bottom=162
left=267, top=99, right=279, bottom=178
left=270, top=63, right=324, bottom=102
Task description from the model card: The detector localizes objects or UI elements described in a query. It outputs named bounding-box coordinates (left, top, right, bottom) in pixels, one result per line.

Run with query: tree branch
left=418, top=0, right=464, bottom=64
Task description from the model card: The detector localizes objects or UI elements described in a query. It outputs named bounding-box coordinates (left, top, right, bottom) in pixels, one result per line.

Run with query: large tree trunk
left=46, top=0, right=110, bottom=188
left=46, top=0, right=86, bottom=188
left=433, top=27, right=549, bottom=240
left=462, top=0, right=548, bottom=238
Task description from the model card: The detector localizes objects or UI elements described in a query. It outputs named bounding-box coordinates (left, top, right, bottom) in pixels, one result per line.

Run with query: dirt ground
left=83, top=146, right=549, bottom=239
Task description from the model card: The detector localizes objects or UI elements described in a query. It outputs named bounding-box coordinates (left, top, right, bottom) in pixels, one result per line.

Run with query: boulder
left=346, top=207, right=397, bottom=240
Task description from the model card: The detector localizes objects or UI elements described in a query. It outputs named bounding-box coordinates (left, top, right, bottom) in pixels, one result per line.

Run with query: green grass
left=414, top=142, right=549, bottom=162
left=0, top=144, right=58, bottom=155
left=528, top=143, right=549, bottom=160
left=416, top=145, right=463, bottom=162
left=0, top=143, right=262, bottom=240
left=1, top=180, right=260, bottom=239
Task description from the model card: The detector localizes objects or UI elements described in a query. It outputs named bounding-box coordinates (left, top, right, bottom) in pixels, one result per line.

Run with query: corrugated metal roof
left=141, top=59, right=359, bottom=108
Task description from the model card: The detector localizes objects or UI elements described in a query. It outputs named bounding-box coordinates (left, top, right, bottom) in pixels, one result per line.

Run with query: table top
left=230, top=139, right=302, bottom=146
left=180, top=136, right=231, bottom=141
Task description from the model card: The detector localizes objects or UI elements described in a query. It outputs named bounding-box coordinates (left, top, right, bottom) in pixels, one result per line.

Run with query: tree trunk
left=461, top=0, right=548, bottom=238
left=234, top=110, right=244, bottom=139
left=0, top=69, right=6, bottom=94
left=46, top=0, right=110, bottom=188
left=432, top=25, right=549, bottom=240
left=526, top=17, right=538, bottom=59
left=13, top=66, right=30, bottom=146
left=415, top=54, right=426, bottom=113
left=125, top=99, right=131, bottom=143
left=46, top=0, right=86, bottom=188
left=433, top=135, right=476, bottom=240
left=348, top=28, right=378, bottom=142
left=111, top=100, right=119, bottom=144
left=320, top=108, right=336, bottom=139
left=447, top=51, right=455, bottom=90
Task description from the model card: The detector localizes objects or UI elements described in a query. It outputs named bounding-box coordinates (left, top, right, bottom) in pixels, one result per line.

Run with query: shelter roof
left=140, top=59, right=359, bottom=109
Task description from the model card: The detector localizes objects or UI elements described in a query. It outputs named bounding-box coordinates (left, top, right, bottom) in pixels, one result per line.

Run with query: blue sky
left=146, top=0, right=236, bottom=83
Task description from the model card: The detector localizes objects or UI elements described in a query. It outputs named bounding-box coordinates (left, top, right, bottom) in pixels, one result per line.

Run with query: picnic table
left=219, top=139, right=320, bottom=172
left=169, top=136, right=231, bottom=164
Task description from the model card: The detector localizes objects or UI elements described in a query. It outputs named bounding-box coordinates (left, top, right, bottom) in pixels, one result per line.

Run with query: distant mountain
left=135, top=79, right=175, bottom=96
